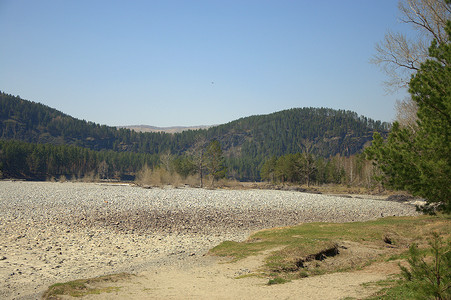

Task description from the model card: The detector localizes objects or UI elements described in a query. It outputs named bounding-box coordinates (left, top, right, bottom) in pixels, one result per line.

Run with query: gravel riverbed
left=0, top=181, right=419, bottom=299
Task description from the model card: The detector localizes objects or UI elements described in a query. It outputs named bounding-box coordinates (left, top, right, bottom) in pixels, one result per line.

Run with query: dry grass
left=131, top=166, right=402, bottom=194
left=42, top=273, right=133, bottom=299
left=135, top=165, right=200, bottom=188
left=310, top=184, right=408, bottom=196
left=81, top=171, right=100, bottom=183
left=135, top=166, right=174, bottom=186
left=198, top=180, right=397, bottom=195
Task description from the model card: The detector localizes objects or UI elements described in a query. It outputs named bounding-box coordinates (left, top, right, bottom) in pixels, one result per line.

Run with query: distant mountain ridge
left=0, top=91, right=390, bottom=180
left=118, top=125, right=212, bottom=133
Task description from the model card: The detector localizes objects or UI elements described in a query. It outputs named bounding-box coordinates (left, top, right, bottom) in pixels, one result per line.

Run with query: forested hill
left=209, top=107, right=389, bottom=159
left=0, top=92, right=389, bottom=167
left=0, top=92, right=184, bottom=153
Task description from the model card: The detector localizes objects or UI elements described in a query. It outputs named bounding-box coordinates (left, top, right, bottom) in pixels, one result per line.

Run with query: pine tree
left=399, top=232, right=451, bottom=299
left=366, top=17, right=451, bottom=213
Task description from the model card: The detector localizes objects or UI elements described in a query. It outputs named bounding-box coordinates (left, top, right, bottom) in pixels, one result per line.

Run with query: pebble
left=0, top=181, right=419, bottom=300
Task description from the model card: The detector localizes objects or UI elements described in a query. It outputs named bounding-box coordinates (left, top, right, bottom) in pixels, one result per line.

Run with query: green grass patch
left=364, top=278, right=418, bottom=300
left=42, top=273, right=132, bottom=299
left=209, top=240, right=274, bottom=261
left=267, top=277, right=290, bottom=285
left=209, top=215, right=450, bottom=284
left=210, top=215, right=450, bottom=260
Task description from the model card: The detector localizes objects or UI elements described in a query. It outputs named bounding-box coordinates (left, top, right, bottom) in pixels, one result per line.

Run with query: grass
left=42, top=215, right=450, bottom=296
left=267, top=276, right=290, bottom=285
left=363, top=277, right=418, bottom=299
left=209, top=214, right=451, bottom=284
left=42, top=273, right=132, bottom=299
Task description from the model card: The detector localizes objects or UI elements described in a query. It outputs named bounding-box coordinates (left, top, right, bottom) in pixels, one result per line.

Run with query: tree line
left=0, top=139, right=228, bottom=187
left=0, top=138, right=375, bottom=189
left=1, top=92, right=389, bottom=181
left=260, top=152, right=379, bottom=188
left=0, top=139, right=158, bottom=181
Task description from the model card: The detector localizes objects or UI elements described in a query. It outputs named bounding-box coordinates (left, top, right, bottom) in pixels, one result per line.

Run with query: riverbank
left=0, top=181, right=419, bottom=299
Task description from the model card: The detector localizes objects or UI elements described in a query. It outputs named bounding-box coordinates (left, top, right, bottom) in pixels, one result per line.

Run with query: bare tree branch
left=371, top=0, right=450, bottom=125
left=395, top=97, right=419, bottom=132
left=399, top=0, right=449, bottom=44
left=371, top=0, right=450, bottom=91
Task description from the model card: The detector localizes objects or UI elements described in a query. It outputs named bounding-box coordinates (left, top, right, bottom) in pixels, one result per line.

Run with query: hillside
left=0, top=92, right=389, bottom=180
left=0, top=92, right=187, bottom=153
left=209, top=107, right=389, bottom=157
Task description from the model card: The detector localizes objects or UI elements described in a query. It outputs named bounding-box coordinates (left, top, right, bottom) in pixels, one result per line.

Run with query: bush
left=399, top=232, right=450, bottom=299
left=135, top=165, right=188, bottom=187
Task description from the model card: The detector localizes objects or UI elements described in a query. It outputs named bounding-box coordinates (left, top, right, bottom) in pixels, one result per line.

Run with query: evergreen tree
left=1, top=90, right=390, bottom=182
left=367, top=17, right=451, bottom=213
left=301, top=152, right=316, bottom=187
left=399, top=232, right=451, bottom=300
left=260, top=156, right=277, bottom=182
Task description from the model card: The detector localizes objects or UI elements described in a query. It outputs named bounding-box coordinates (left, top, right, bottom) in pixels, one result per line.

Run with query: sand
left=0, top=181, right=418, bottom=299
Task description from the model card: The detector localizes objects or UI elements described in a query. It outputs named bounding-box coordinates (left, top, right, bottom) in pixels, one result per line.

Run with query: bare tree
left=395, top=97, right=419, bottom=132
left=371, top=0, right=450, bottom=126
left=398, top=0, right=450, bottom=44
left=372, top=0, right=450, bottom=90
left=160, top=150, right=173, bottom=173
left=205, top=140, right=227, bottom=188
left=297, top=139, right=316, bottom=187
left=187, top=136, right=207, bottom=188
left=98, top=160, right=109, bottom=179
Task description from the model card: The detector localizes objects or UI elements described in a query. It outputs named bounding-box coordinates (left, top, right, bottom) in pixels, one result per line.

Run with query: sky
left=0, top=0, right=413, bottom=127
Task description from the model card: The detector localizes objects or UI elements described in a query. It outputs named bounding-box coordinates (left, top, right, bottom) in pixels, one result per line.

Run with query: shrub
left=399, top=232, right=450, bottom=299
left=135, top=165, right=184, bottom=187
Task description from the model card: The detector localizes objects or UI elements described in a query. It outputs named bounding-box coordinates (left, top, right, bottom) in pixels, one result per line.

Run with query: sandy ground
left=80, top=250, right=401, bottom=300
left=0, top=181, right=416, bottom=299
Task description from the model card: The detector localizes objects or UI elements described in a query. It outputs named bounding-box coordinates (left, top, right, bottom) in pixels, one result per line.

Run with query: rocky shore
left=0, top=181, right=419, bottom=299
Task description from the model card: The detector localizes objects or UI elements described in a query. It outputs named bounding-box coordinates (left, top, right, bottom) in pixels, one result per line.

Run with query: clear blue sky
left=0, top=0, right=411, bottom=127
